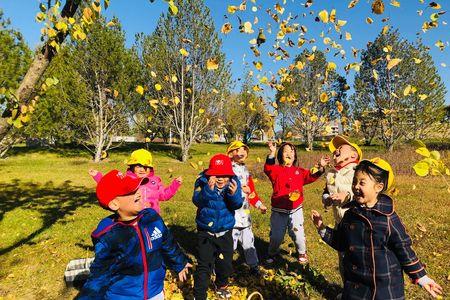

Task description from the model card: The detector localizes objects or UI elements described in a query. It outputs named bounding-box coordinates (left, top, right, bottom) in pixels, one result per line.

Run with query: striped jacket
left=321, top=194, right=426, bottom=300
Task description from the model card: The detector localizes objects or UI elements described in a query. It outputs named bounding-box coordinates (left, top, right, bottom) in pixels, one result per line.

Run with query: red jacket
left=264, top=157, right=321, bottom=212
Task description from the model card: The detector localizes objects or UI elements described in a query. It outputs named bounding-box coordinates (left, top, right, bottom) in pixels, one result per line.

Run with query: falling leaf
left=366, top=17, right=374, bottom=24
left=136, top=85, right=144, bottom=95
left=320, top=92, right=329, bottom=103
left=418, top=94, right=428, bottom=100
left=372, top=69, right=379, bottom=80
left=256, top=157, right=261, bottom=163
left=337, top=101, right=344, bottom=113
left=248, top=102, right=256, bottom=111
left=243, top=21, right=254, bottom=34
left=179, top=48, right=189, bottom=57
left=348, top=0, right=360, bottom=8
left=106, top=21, right=115, bottom=27
left=345, top=32, right=352, bottom=40
left=113, top=90, right=119, bottom=98
left=416, top=222, right=427, bottom=232
left=372, top=0, right=385, bottom=14
left=171, top=75, right=178, bottom=83
left=413, top=58, right=422, bottom=64
left=327, top=61, right=337, bottom=71
left=208, top=221, right=214, bottom=227
left=253, top=61, right=263, bottom=70
left=198, top=108, right=205, bottom=114
left=318, top=10, right=329, bottom=23
left=221, top=22, right=232, bottom=34
left=155, top=84, right=162, bottom=91
left=219, top=253, right=224, bottom=259
left=403, top=85, right=412, bottom=96
left=228, top=5, right=238, bottom=14
left=289, top=191, right=300, bottom=201
left=206, top=58, right=219, bottom=70
left=387, top=58, right=402, bottom=70
left=390, top=0, right=400, bottom=7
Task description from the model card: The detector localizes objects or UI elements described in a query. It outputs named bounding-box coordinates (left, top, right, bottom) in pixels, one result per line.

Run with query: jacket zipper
left=355, top=212, right=376, bottom=300
left=134, top=223, right=149, bottom=300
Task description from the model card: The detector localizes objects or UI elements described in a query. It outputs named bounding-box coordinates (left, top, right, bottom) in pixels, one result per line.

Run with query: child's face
left=215, top=176, right=230, bottom=189
left=352, top=171, right=383, bottom=207
left=333, top=144, right=358, bottom=166
left=114, top=189, right=144, bottom=220
left=132, top=164, right=151, bottom=178
left=229, top=147, right=248, bottom=163
left=282, top=145, right=295, bottom=166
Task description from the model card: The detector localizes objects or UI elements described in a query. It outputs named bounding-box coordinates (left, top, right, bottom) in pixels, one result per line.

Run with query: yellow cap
left=126, top=149, right=153, bottom=167
left=329, top=135, right=363, bottom=160
left=366, top=157, right=394, bottom=190
left=226, top=141, right=249, bottom=154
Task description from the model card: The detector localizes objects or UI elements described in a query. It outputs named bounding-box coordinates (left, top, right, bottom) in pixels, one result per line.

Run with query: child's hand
left=330, top=192, right=349, bottom=205
left=259, top=204, right=268, bottom=214
left=311, top=210, right=324, bottom=230
left=178, top=262, right=193, bottom=282
left=268, top=141, right=277, bottom=156
left=175, top=176, right=183, bottom=184
left=319, top=155, right=331, bottom=168
left=418, top=276, right=443, bottom=298
left=88, top=169, right=98, bottom=177
left=242, top=185, right=251, bottom=194
left=228, top=179, right=238, bottom=195
left=208, top=176, right=216, bottom=191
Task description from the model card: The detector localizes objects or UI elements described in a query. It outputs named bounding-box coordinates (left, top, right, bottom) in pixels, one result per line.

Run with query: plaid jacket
left=322, top=194, right=426, bottom=300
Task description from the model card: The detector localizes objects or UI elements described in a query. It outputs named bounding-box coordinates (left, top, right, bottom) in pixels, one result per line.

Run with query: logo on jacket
left=151, top=227, right=162, bottom=241
left=295, top=170, right=299, bottom=175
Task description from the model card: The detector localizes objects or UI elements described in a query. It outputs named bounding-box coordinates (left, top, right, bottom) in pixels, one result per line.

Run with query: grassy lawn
left=0, top=143, right=448, bottom=299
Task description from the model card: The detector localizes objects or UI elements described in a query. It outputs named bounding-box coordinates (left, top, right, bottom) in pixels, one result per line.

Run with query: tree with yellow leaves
left=136, top=0, right=231, bottom=161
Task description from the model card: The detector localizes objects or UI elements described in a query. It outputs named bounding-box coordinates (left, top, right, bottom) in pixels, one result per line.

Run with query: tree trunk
left=306, top=132, right=314, bottom=150
left=180, top=143, right=189, bottom=162
left=0, top=0, right=80, bottom=156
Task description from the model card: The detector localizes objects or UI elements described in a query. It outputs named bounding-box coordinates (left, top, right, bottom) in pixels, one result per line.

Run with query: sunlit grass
left=0, top=143, right=448, bottom=299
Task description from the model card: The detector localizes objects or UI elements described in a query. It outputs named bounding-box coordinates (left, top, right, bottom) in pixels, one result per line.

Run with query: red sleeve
left=264, top=156, right=279, bottom=183
left=247, top=176, right=262, bottom=207
left=301, top=167, right=321, bottom=185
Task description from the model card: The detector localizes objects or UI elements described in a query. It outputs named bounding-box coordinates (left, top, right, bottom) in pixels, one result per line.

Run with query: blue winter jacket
left=78, top=208, right=188, bottom=300
left=193, top=173, right=243, bottom=233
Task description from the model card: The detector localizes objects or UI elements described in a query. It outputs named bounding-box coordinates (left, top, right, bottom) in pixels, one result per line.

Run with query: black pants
left=193, top=230, right=233, bottom=300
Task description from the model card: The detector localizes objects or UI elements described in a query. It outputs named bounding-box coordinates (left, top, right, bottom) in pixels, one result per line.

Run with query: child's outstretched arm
left=247, top=176, right=267, bottom=213
left=88, top=169, right=103, bottom=183
left=388, top=212, right=443, bottom=297
left=311, top=210, right=345, bottom=251
left=303, top=155, right=330, bottom=184
left=158, top=176, right=182, bottom=201
left=264, top=142, right=279, bottom=181
left=77, top=241, right=113, bottom=299
left=159, top=220, right=191, bottom=281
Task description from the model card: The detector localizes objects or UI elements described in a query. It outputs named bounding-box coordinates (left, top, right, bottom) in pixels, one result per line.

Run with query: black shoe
left=216, top=286, right=232, bottom=299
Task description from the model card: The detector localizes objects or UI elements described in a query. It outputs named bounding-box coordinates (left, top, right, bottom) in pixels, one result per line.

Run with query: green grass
left=0, top=143, right=449, bottom=299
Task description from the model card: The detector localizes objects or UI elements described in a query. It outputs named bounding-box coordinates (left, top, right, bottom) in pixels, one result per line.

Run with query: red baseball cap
left=205, top=154, right=235, bottom=176
left=96, top=170, right=148, bottom=208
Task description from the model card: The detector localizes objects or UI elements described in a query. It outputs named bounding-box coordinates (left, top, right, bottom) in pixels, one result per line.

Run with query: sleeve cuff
left=265, top=156, right=276, bottom=165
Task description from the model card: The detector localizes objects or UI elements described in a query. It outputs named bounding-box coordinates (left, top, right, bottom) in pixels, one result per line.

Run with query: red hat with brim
left=96, top=170, right=149, bottom=208
left=204, top=154, right=235, bottom=176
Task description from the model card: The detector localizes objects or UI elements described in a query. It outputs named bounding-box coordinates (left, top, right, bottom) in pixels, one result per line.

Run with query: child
left=79, top=169, right=191, bottom=300
left=323, top=135, right=362, bottom=282
left=312, top=158, right=443, bottom=299
left=192, top=154, right=243, bottom=300
left=227, top=141, right=267, bottom=275
left=264, top=141, right=329, bottom=264
left=89, top=148, right=182, bottom=214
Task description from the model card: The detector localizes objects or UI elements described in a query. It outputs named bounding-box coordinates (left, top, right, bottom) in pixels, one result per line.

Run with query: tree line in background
left=0, top=0, right=448, bottom=162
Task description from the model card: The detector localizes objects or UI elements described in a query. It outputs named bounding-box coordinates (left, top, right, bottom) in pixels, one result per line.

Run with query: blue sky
left=1, top=0, right=449, bottom=103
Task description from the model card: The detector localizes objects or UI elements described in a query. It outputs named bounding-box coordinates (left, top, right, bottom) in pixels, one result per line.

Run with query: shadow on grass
left=0, top=179, right=96, bottom=256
